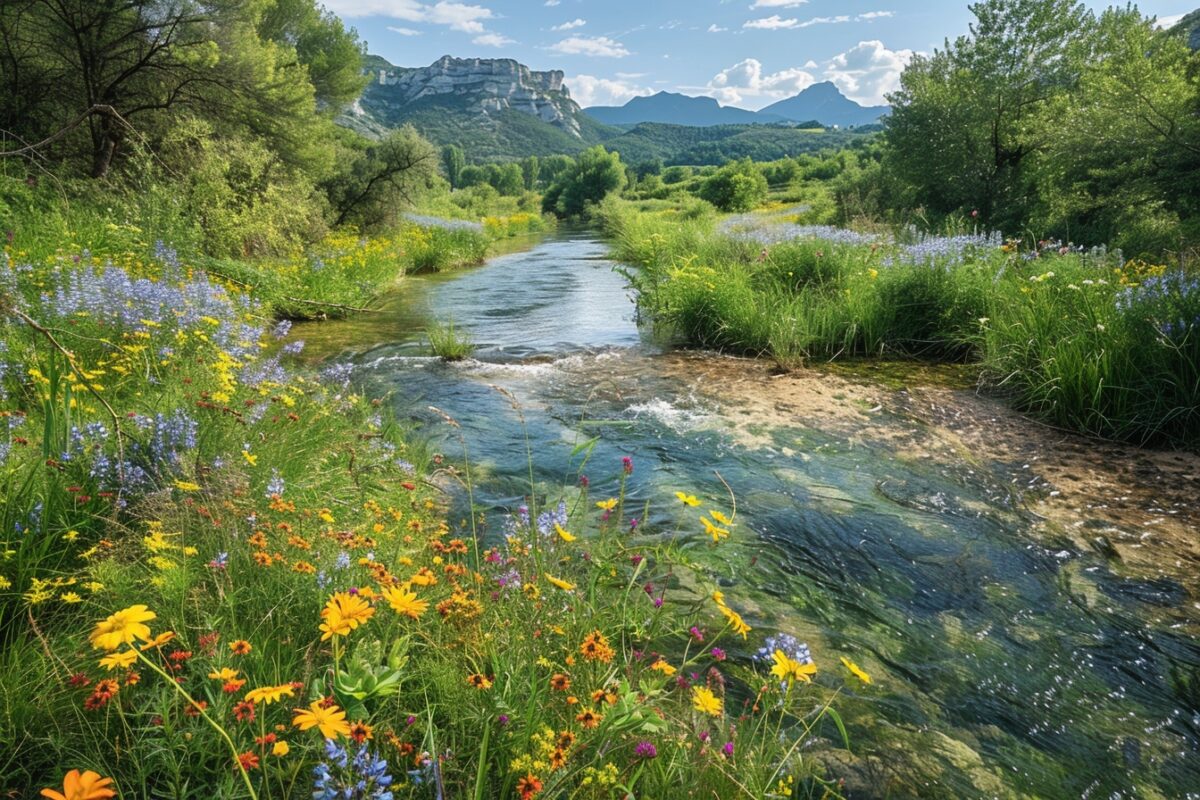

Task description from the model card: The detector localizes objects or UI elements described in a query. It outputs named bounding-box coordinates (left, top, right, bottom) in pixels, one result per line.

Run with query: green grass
left=603, top=199, right=1200, bottom=448
left=426, top=319, right=475, bottom=360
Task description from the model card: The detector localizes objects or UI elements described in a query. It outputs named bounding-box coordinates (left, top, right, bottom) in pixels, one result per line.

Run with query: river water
left=299, top=232, right=1200, bottom=799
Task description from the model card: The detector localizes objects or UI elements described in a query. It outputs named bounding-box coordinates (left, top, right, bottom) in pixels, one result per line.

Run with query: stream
left=298, top=232, right=1200, bottom=799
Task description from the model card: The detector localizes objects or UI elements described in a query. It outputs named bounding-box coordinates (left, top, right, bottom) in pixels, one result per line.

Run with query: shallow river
left=299, top=232, right=1200, bottom=799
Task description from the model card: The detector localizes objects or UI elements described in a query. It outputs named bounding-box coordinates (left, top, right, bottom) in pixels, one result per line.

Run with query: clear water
left=298, top=233, right=1200, bottom=798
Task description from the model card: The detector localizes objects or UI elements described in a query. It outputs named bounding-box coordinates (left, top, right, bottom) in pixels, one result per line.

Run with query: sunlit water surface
left=298, top=233, right=1200, bottom=798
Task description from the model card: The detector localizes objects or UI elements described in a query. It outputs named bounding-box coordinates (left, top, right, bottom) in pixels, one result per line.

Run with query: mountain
left=1168, top=9, right=1200, bottom=50
left=585, top=92, right=787, bottom=127
left=341, top=55, right=614, bottom=160
left=760, top=82, right=888, bottom=128
left=604, top=122, right=875, bottom=166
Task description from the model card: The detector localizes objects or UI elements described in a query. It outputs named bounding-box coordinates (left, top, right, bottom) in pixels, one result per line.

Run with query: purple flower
left=633, top=741, right=657, bottom=759
left=722, top=742, right=734, bottom=757
left=622, top=456, right=633, bottom=474
left=689, top=626, right=704, bottom=642
left=711, top=647, right=726, bottom=661
left=497, top=715, right=509, bottom=727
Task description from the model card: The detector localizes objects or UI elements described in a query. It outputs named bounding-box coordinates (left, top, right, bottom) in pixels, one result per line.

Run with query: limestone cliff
left=359, top=55, right=584, bottom=138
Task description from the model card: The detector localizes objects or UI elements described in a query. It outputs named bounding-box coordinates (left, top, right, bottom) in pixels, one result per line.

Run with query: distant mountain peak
left=585, top=92, right=784, bottom=127
left=761, top=82, right=887, bottom=128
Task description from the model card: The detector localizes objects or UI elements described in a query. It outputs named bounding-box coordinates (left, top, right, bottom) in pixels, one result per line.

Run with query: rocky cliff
left=359, top=55, right=584, bottom=138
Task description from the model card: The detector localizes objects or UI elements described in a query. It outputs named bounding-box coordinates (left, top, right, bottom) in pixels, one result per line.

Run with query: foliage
left=603, top=123, right=876, bottom=166
left=322, top=127, right=441, bottom=231
left=425, top=319, right=475, bottom=360
left=699, top=160, right=769, bottom=212
left=542, top=146, right=627, bottom=218
left=603, top=200, right=1200, bottom=447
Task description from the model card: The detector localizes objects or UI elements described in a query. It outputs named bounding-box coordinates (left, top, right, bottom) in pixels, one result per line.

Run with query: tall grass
left=603, top=200, right=1200, bottom=448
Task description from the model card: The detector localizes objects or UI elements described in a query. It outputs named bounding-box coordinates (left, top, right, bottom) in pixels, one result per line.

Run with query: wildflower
left=60, top=592, right=82, bottom=604
left=722, top=741, right=735, bottom=757
left=691, top=686, right=722, bottom=716
left=466, top=673, right=493, bottom=690
left=229, top=639, right=252, bottom=655
left=381, top=585, right=428, bottom=619
left=223, top=679, right=247, bottom=693
left=622, top=456, right=633, bottom=474
left=634, top=741, right=657, bottom=759
left=548, top=748, right=568, bottom=770
left=711, top=647, right=727, bottom=661
left=579, top=630, right=615, bottom=663
left=272, top=740, right=290, bottom=756
left=575, top=708, right=602, bottom=729
left=770, top=650, right=816, bottom=685
left=650, top=659, right=676, bottom=676
left=319, top=592, right=375, bottom=640
left=293, top=700, right=351, bottom=739
left=173, top=480, right=201, bottom=492
left=349, top=721, right=374, bottom=744
left=709, top=510, right=732, bottom=525
left=90, top=605, right=156, bottom=651
left=840, top=656, right=872, bottom=685
left=209, top=667, right=240, bottom=681
left=95, top=648, right=136, bottom=670
left=595, top=499, right=617, bottom=511
left=701, top=516, right=729, bottom=542
left=38, top=769, right=116, bottom=800
left=553, top=523, right=576, bottom=542
left=241, top=450, right=257, bottom=467
left=235, top=752, right=260, bottom=772
left=233, top=701, right=256, bottom=723
left=245, top=684, right=295, bottom=705
left=545, top=574, right=575, bottom=591
left=516, top=774, right=543, bottom=799
left=674, top=491, right=702, bottom=507
left=550, top=673, right=571, bottom=691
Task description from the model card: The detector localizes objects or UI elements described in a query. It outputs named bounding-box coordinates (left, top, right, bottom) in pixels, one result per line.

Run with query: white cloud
left=425, top=2, right=493, bottom=33
left=565, top=74, right=654, bottom=106
left=858, top=11, right=895, bottom=20
left=322, top=0, right=426, bottom=17
left=751, top=0, right=809, bottom=7
left=744, top=15, right=799, bottom=29
left=1155, top=13, right=1185, bottom=29
left=707, top=23, right=727, bottom=32
left=387, top=26, right=421, bottom=35
left=824, top=40, right=912, bottom=105
left=473, top=32, right=515, bottom=46
left=323, top=1, right=496, bottom=34
left=551, top=18, right=586, bottom=31
left=549, top=35, right=631, bottom=57
left=544, top=0, right=560, bottom=5
left=705, top=57, right=816, bottom=106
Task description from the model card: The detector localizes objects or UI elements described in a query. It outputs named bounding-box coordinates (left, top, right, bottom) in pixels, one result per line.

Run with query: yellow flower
left=708, top=510, right=732, bottom=525
left=382, top=585, right=428, bottom=620
left=545, top=574, right=575, bottom=592
left=701, top=516, right=729, bottom=542
left=319, top=592, right=375, bottom=640
left=139, top=631, right=175, bottom=650
left=99, top=649, right=138, bottom=671
left=60, top=592, right=83, bottom=604
left=242, top=450, right=257, bottom=467
left=721, top=606, right=752, bottom=639
left=595, top=498, right=617, bottom=511
left=840, top=656, right=872, bottom=685
left=770, top=650, right=817, bottom=684
left=293, top=700, right=351, bottom=739
left=89, top=605, right=156, bottom=651
left=691, top=686, right=723, bottom=716
left=208, top=667, right=240, bottom=681
left=39, top=769, right=116, bottom=800
left=650, top=659, right=676, bottom=676
left=553, top=523, right=576, bottom=542
left=245, top=684, right=296, bottom=705
left=173, top=480, right=201, bottom=492
left=272, top=740, right=290, bottom=757
left=674, top=491, right=702, bottom=507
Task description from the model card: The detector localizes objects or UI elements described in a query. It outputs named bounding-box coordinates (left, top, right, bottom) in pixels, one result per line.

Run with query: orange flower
left=579, top=630, right=614, bottom=663
left=39, top=769, right=115, bottom=800
left=466, top=673, right=493, bottom=690
left=349, top=721, right=374, bottom=744
left=575, top=708, right=602, bottom=729
left=229, top=640, right=252, bottom=655
left=549, top=673, right=571, bottom=691
left=516, top=773, right=543, bottom=800
left=235, top=751, right=260, bottom=772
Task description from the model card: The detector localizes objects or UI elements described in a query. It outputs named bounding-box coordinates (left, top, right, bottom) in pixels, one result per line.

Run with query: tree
left=486, top=162, right=524, bottom=196
left=256, top=0, right=367, bottom=110
left=884, top=0, right=1096, bottom=228
left=323, top=126, right=439, bottom=230
left=442, top=144, right=465, bottom=189
left=521, top=155, right=540, bottom=190
left=698, top=159, right=768, bottom=212
left=542, top=146, right=626, bottom=218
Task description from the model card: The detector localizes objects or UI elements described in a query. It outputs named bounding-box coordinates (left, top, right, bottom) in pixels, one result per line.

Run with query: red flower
left=233, top=700, right=256, bottom=723
left=236, top=751, right=260, bottom=771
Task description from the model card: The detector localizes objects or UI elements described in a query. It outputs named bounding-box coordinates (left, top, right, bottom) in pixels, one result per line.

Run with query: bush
left=698, top=159, right=768, bottom=212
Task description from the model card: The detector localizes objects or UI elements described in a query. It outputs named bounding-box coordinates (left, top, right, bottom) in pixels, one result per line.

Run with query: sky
left=322, top=1, right=1197, bottom=109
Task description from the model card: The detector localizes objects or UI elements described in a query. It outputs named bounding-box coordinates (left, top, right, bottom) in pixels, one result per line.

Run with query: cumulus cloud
left=324, top=1, right=496, bottom=34
left=473, top=32, right=515, bottom=47
left=551, top=18, right=586, bottom=31
left=743, top=15, right=801, bottom=30
left=705, top=57, right=816, bottom=105
left=565, top=74, right=654, bottom=106
left=824, top=39, right=912, bottom=105
left=549, top=35, right=631, bottom=57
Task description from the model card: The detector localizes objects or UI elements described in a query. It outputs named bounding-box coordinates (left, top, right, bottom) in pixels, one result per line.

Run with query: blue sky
left=323, top=1, right=1196, bottom=109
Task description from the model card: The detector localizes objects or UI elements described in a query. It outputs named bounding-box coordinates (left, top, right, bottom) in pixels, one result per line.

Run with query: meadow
left=600, top=199, right=1200, bottom=448
left=0, top=195, right=861, bottom=799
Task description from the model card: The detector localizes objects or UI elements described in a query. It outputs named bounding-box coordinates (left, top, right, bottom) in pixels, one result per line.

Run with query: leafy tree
left=521, top=155, right=540, bottom=190
left=698, top=159, right=768, bottom=212
left=323, top=126, right=439, bottom=230
left=486, top=162, right=524, bottom=196
left=457, top=164, right=487, bottom=189
left=442, top=144, right=465, bottom=188
left=542, top=146, right=626, bottom=218
left=884, top=0, right=1097, bottom=228
left=256, top=0, right=367, bottom=110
